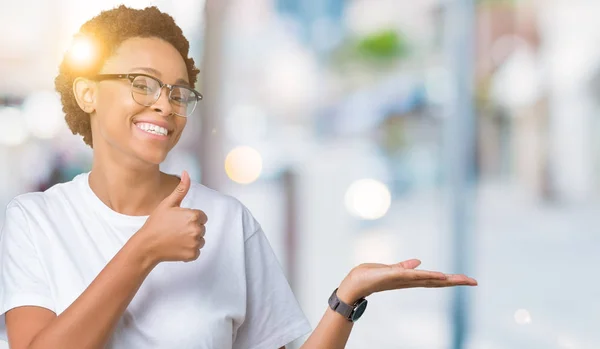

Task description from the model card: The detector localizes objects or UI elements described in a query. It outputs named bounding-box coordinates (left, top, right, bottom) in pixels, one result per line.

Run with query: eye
left=170, top=88, right=192, bottom=104
left=133, top=83, right=151, bottom=91
left=131, top=76, right=159, bottom=94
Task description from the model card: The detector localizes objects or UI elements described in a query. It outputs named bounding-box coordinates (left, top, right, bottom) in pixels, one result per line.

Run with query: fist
left=136, top=171, right=207, bottom=263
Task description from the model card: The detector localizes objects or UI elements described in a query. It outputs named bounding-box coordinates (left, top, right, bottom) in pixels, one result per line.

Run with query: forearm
left=299, top=288, right=358, bottom=349
left=299, top=308, right=354, bottom=349
left=29, top=237, right=155, bottom=349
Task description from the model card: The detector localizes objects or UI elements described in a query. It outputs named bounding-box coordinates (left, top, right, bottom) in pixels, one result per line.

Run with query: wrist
left=126, top=232, right=159, bottom=271
left=336, top=280, right=363, bottom=305
left=329, top=285, right=370, bottom=323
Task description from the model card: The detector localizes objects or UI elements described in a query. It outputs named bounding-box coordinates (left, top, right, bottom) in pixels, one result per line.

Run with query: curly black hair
left=54, top=5, right=200, bottom=147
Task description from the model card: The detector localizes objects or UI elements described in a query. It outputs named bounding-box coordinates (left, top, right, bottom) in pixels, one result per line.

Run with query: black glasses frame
left=92, top=73, right=203, bottom=117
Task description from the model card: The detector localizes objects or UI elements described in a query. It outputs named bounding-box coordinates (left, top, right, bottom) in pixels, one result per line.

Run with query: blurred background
left=1, top=0, right=599, bottom=348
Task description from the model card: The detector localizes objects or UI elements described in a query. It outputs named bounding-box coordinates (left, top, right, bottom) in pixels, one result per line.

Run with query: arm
left=7, top=237, right=155, bottom=349
left=299, top=259, right=478, bottom=349
left=294, top=286, right=355, bottom=349
left=6, top=173, right=206, bottom=349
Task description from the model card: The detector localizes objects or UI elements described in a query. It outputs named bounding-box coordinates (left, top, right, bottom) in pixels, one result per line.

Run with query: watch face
left=351, top=299, right=368, bottom=322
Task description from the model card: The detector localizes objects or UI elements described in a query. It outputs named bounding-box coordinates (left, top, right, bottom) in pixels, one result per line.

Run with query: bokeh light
left=0, top=107, right=29, bottom=146
left=514, top=309, right=532, bottom=325
left=344, top=178, right=392, bottom=220
left=22, top=91, right=64, bottom=139
left=225, top=146, right=263, bottom=184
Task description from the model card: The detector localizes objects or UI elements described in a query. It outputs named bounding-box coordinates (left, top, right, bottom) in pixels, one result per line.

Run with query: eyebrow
left=130, top=67, right=190, bottom=86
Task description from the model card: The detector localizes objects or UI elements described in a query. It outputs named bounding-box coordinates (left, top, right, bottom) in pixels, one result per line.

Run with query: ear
left=73, top=77, right=97, bottom=114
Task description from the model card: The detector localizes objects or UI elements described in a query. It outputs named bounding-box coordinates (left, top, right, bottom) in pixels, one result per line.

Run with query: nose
left=151, top=86, right=174, bottom=116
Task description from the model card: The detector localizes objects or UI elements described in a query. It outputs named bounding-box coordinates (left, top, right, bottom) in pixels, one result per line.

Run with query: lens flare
left=67, top=35, right=96, bottom=69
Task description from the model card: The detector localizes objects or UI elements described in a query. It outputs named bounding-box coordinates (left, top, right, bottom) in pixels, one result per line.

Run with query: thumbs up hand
left=135, top=171, right=207, bottom=264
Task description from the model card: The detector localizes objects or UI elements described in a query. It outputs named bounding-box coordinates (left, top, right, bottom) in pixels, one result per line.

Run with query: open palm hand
left=337, top=259, right=477, bottom=303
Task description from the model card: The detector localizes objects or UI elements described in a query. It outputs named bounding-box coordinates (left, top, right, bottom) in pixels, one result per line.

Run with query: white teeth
left=135, top=122, right=168, bottom=136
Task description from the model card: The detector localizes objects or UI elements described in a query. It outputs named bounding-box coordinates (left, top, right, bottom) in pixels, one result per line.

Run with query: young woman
left=0, top=6, right=477, bottom=349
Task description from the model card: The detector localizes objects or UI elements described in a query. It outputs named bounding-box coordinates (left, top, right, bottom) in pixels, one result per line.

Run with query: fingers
left=162, top=170, right=191, bottom=208
left=391, top=260, right=477, bottom=285
left=185, top=209, right=207, bottom=238
left=184, top=209, right=208, bottom=233
left=197, top=235, right=206, bottom=249
left=409, top=274, right=478, bottom=288
left=184, top=221, right=206, bottom=263
left=189, top=210, right=206, bottom=243
left=195, top=224, right=206, bottom=241
left=183, top=248, right=201, bottom=262
left=401, top=269, right=447, bottom=280
left=189, top=209, right=208, bottom=225
left=445, top=274, right=478, bottom=285
left=397, top=259, right=421, bottom=269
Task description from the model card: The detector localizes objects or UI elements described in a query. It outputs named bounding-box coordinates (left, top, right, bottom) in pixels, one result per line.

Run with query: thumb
left=397, top=259, right=421, bottom=269
left=163, top=170, right=191, bottom=207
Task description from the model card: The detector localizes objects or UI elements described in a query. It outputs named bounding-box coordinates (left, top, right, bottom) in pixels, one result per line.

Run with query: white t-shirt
left=0, top=172, right=311, bottom=348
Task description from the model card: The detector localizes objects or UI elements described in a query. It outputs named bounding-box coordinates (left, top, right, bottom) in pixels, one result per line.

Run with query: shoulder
left=185, top=181, right=261, bottom=239
left=5, top=174, right=83, bottom=217
left=186, top=181, right=244, bottom=211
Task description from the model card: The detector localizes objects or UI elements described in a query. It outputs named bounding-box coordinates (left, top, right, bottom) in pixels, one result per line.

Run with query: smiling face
left=86, top=37, right=191, bottom=165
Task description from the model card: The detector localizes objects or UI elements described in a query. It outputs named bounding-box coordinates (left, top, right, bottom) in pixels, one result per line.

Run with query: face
left=85, top=37, right=191, bottom=165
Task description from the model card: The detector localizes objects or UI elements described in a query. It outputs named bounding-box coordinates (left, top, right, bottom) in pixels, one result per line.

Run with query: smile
left=135, top=122, right=169, bottom=137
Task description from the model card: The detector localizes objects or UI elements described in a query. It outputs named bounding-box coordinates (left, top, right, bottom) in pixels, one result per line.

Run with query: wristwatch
left=328, top=288, right=368, bottom=322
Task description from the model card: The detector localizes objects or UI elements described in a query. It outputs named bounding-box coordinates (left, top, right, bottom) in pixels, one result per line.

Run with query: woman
left=0, top=6, right=477, bottom=349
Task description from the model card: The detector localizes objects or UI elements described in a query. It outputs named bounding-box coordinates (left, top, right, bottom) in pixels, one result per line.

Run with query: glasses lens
left=170, top=87, right=198, bottom=117
left=131, top=75, right=160, bottom=106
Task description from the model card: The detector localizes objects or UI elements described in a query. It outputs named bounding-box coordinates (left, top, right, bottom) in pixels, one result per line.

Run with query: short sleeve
left=0, top=201, right=55, bottom=341
left=233, top=217, right=311, bottom=349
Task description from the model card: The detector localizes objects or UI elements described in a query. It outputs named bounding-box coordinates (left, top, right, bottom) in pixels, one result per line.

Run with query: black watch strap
left=328, top=288, right=368, bottom=322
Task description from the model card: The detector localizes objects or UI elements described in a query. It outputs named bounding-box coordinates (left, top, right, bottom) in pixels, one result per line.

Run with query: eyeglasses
left=92, top=73, right=203, bottom=117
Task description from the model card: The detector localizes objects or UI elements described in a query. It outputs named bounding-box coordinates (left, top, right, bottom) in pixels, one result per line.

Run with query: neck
left=88, top=148, right=171, bottom=216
